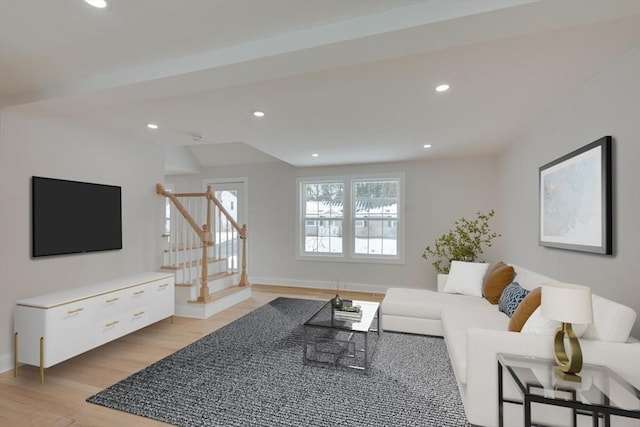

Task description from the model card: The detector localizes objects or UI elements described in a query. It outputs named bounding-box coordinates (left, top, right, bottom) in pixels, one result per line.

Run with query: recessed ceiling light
left=147, top=123, right=158, bottom=130
left=253, top=111, right=265, bottom=118
left=84, top=0, right=107, bottom=8
left=311, top=153, right=319, bottom=157
left=423, top=144, right=432, bottom=149
left=435, top=84, right=450, bottom=92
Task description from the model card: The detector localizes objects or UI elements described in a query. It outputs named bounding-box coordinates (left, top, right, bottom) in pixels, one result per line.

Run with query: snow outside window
left=298, top=175, right=404, bottom=263
left=302, top=182, right=344, bottom=254
left=353, top=179, right=398, bottom=256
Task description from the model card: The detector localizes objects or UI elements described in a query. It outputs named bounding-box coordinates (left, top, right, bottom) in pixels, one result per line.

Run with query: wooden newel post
left=239, top=224, right=249, bottom=287
left=198, top=224, right=212, bottom=302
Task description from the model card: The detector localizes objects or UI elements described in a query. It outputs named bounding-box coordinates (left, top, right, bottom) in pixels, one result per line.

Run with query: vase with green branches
left=422, top=210, right=501, bottom=274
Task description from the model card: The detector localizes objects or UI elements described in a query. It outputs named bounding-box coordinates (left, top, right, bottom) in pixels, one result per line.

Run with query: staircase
left=157, top=184, right=251, bottom=319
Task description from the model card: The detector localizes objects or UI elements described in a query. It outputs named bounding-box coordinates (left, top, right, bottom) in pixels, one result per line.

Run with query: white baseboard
left=249, top=276, right=388, bottom=295
left=0, top=351, right=13, bottom=374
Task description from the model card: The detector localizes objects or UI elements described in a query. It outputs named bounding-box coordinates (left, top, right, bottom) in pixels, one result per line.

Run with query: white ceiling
left=1, top=0, right=639, bottom=171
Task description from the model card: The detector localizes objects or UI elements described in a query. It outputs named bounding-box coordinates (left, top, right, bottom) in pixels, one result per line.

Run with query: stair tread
left=161, top=257, right=227, bottom=270
left=206, top=271, right=237, bottom=281
left=174, top=271, right=238, bottom=287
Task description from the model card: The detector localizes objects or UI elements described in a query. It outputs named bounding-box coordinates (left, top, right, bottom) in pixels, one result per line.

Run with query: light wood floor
left=0, top=285, right=384, bottom=427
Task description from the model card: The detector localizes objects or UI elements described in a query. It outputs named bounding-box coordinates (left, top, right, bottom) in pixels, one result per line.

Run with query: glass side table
left=497, top=353, right=640, bottom=427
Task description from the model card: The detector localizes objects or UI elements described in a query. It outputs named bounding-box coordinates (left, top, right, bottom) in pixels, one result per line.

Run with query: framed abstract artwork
left=539, top=136, right=612, bottom=254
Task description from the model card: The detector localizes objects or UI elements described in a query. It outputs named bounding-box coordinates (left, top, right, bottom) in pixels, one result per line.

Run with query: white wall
left=0, top=111, right=166, bottom=372
left=168, top=156, right=502, bottom=292
left=500, top=47, right=640, bottom=338
left=164, top=145, right=201, bottom=175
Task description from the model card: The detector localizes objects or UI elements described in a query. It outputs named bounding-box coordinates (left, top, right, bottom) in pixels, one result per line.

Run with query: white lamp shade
left=541, top=283, right=593, bottom=324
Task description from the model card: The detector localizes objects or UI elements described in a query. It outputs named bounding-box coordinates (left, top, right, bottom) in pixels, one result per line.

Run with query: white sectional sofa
left=381, top=264, right=640, bottom=427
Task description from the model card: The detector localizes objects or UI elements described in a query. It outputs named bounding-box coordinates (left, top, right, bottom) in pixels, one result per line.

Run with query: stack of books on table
left=334, top=305, right=362, bottom=321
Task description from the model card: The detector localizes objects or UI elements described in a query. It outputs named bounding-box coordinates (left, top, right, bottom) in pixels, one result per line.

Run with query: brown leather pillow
left=508, top=287, right=542, bottom=332
left=486, top=261, right=505, bottom=277
left=482, top=263, right=515, bottom=304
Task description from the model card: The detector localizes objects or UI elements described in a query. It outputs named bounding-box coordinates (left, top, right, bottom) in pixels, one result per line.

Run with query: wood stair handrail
left=155, top=184, right=205, bottom=241
left=156, top=183, right=250, bottom=294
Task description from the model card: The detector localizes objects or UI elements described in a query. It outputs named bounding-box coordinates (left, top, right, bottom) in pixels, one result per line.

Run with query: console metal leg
left=13, top=332, right=18, bottom=377
left=39, top=337, right=45, bottom=384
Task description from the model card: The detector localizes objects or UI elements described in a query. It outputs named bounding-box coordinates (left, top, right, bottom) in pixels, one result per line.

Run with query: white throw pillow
left=442, top=261, right=489, bottom=298
left=521, top=307, right=587, bottom=337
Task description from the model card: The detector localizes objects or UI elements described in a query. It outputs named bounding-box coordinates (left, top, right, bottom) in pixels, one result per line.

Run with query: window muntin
left=302, top=182, right=344, bottom=254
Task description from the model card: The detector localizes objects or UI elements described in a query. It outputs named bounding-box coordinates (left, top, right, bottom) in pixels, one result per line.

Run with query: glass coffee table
left=303, top=299, right=380, bottom=374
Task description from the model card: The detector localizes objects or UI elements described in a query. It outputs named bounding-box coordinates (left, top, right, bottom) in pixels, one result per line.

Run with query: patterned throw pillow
left=498, top=282, right=530, bottom=317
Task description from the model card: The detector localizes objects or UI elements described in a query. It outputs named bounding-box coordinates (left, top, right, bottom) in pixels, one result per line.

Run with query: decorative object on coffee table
left=334, top=304, right=362, bottom=321
left=331, top=294, right=343, bottom=308
left=422, top=210, right=501, bottom=274
left=541, top=283, right=593, bottom=382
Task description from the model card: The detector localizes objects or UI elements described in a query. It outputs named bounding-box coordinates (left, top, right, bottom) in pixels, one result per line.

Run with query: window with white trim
left=353, top=179, right=399, bottom=256
left=301, top=181, right=344, bottom=254
left=298, top=174, right=404, bottom=263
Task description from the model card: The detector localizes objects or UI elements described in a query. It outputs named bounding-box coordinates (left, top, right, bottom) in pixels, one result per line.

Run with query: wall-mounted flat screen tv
left=32, top=176, right=122, bottom=257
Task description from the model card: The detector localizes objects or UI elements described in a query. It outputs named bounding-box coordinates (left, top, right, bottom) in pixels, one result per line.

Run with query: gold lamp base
left=554, top=366, right=582, bottom=383
left=553, top=322, right=583, bottom=383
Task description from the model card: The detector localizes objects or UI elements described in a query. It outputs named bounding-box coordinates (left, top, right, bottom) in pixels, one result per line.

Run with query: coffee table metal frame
left=303, top=299, right=380, bottom=374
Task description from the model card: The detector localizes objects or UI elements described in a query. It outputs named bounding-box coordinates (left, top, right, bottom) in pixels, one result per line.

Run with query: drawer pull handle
left=159, top=284, right=169, bottom=289
left=133, top=290, right=145, bottom=296
left=134, top=311, right=145, bottom=317
left=105, top=320, right=119, bottom=327
left=67, top=308, right=84, bottom=315
left=106, top=298, right=119, bottom=303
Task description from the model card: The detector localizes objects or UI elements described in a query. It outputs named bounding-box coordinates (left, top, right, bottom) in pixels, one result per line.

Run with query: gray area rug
left=87, top=297, right=471, bottom=426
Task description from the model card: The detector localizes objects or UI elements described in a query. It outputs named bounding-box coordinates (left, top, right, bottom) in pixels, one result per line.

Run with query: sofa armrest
left=437, top=274, right=448, bottom=292
left=464, top=328, right=640, bottom=427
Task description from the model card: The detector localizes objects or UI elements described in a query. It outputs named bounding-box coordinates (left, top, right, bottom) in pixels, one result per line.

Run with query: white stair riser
left=175, top=287, right=252, bottom=319
left=165, top=260, right=229, bottom=283
left=175, top=284, right=199, bottom=302
left=173, top=273, right=240, bottom=304
left=208, top=273, right=240, bottom=293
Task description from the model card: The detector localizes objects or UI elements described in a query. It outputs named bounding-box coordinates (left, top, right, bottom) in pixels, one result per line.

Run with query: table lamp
left=541, top=283, right=593, bottom=382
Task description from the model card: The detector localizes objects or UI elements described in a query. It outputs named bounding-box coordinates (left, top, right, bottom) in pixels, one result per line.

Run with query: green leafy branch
left=421, top=210, right=501, bottom=274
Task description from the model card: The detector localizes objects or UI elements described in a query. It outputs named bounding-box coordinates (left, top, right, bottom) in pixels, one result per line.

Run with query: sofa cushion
left=498, top=282, right=529, bottom=317
left=441, top=307, right=509, bottom=385
left=582, top=294, right=638, bottom=342
left=442, top=261, right=490, bottom=297
left=382, top=287, right=492, bottom=320
left=510, top=264, right=555, bottom=291
left=508, top=287, right=541, bottom=332
left=483, top=263, right=515, bottom=304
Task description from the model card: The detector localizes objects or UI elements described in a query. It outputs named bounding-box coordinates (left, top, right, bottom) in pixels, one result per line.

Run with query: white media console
left=14, top=272, right=175, bottom=383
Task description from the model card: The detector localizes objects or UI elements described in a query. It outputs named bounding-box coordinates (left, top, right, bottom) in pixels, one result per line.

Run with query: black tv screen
left=32, top=176, right=122, bottom=257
